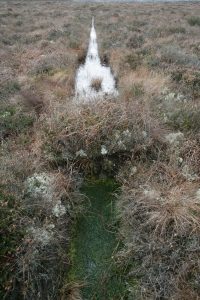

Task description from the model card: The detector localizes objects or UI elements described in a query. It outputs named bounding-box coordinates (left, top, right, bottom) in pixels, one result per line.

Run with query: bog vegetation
left=0, top=1, right=200, bottom=299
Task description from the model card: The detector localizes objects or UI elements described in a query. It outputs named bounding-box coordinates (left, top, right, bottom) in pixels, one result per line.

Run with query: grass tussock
left=187, top=16, right=200, bottom=27
left=90, top=78, right=102, bottom=92
left=117, top=161, right=200, bottom=299
left=37, top=94, right=167, bottom=172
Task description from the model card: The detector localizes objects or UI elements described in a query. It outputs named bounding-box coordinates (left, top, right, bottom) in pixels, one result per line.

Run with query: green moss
left=0, top=188, right=23, bottom=298
left=0, top=106, right=34, bottom=138
left=171, top=70, right=183, bottom=82
left=69, top=179, right=128, bottom=299
left=167, top=109, right=200, bottom=133
left=0, top=81, right=20, bottom=101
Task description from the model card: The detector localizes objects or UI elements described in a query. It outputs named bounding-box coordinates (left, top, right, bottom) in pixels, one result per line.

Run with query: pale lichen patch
left=52, top=200, right=66, bottom=217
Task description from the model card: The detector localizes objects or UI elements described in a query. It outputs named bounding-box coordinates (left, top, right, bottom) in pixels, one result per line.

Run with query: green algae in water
left=70, top=179, right=126, bottom=299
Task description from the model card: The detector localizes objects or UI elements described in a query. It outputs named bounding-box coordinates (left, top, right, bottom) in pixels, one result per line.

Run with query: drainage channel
left=69, top=179, right=126, bottom=299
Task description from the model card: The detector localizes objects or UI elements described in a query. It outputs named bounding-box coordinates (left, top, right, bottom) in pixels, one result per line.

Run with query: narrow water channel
left=70, top=179, right=125, bottom=299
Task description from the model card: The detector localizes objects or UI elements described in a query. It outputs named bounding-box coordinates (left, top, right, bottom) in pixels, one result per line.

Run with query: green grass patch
left=187, top=16, right=200, bottom=26
left=0, top=188, right=23, bottom=298
left=130, top=83, right=144, bottom=97
left=167, top=109, right=200, bottom=133
left=168, top=26, right=186, bottom=34
left=0, top=106, right=34, bottom=138
left=0, top=81, right=20, bottom=101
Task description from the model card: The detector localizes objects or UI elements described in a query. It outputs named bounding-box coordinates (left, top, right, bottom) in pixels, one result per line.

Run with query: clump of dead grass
left=120, top=67, right=168, bottom=100
left=126, top=33, right=144, bottom=49
left=117, top=161, right=200, bottom=298
left=21, top=90, right=44, bottom=115
left=158, top=45, right=200, bottom=68
left=187, top=16, right=200, bottom=27
left=36, top=94, right=167, bottom=172
left=90, top=78, right=102, bottom=92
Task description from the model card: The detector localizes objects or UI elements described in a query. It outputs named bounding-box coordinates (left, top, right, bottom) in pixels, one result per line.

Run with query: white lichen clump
left=28, top=225, right=55, bottom=246
left=75, top=18, right=118, bottom=102
left=143, top=188, right=161, bottom=200
left=182, top=165, right=199, bottom=181
left=76, top=149, right=87, bottom=157
left=26, top=173, right=54, bottom=200
left=165, top=132, right=184, bottom=146
left=112, top=129, right=133, bottom=151
left=25, top=173, right=68, bottom=215
left=130, top=166, right=137, bottom=175
left=52, top=200, right=66, bottom=217
left=101, top=145, right=108, bottom=155
left=162, top=88, right=186, bottom=103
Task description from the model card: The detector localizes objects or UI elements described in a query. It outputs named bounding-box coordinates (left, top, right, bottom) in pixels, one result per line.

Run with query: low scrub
left=0, top=81, right=20, bottom=101
left=167, top=108, right=200, bottom=133
left=0, top=105, right=35, bottom=140
left=124, top=53, right=142, bottom=70
left=187, top=16, right=200, bottom=26
left=0, top=188, right=23, bottom=299
left=117, top=161, right=200, bottom=299
left=159, top=45, right=200, bottom=68
left=126, top=34, right=144, bottom=49
left=38, top=96, right=166, bottom=173
left=30, top=53, right=74, bottom=76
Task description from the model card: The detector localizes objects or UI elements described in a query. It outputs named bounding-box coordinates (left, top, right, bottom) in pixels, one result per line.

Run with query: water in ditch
left=69, top=179, right=126, bottom=299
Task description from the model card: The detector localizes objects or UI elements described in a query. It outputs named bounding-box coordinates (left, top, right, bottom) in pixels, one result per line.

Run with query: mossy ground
left=0, top=188, right=23, bottom=298
left=69, top=179, right=127, bottom=299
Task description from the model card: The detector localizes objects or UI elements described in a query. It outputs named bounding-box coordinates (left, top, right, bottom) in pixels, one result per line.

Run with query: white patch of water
left=75, top=18, right=118, bottom=102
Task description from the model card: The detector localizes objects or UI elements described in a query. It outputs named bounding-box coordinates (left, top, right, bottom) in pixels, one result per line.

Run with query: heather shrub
left=126, top=34, right=144, bottom=49
left=0, top=81, right=20, bottom=100
left=168, top=26, right=186, bottom=34
left=160, top=45, right=200, bottom=68
left=0, top=189, right=23, bottom=299
left=39, top=96, right=166, bottom=171
left=0, top=105, right=35, bottom=140
left=167, top=108, right=200, bottom=133
left=117, top=161, right=200, bottom=299
left=124, top=53, right=142, bottom=70
left=187, top=16, right=200, bottom=26
left=30, top=53, right=74, bottom=76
